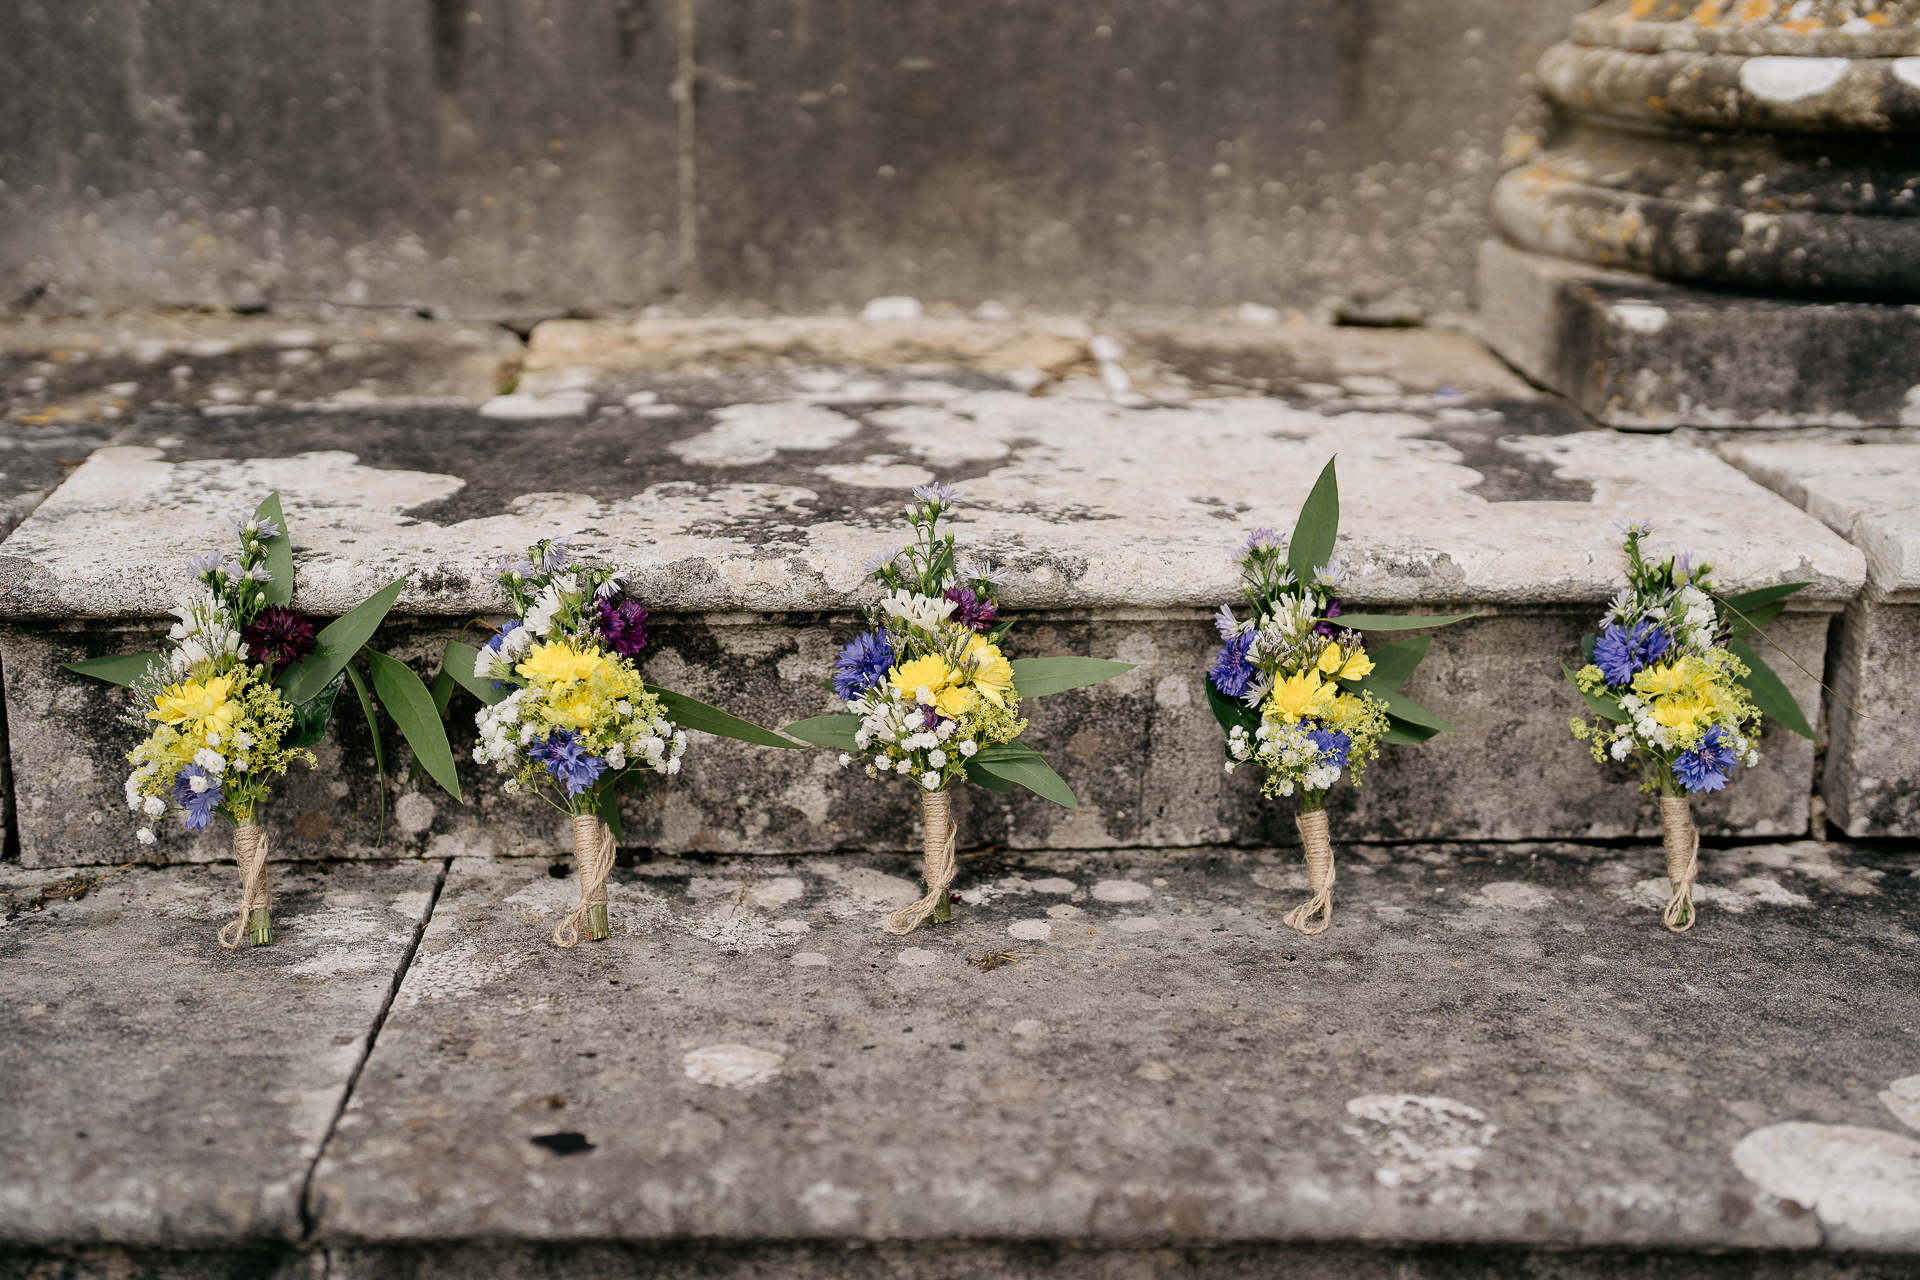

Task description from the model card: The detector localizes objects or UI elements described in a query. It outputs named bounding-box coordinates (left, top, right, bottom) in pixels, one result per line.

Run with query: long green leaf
left=408, top=670, right=458, bottom=785
left=1719, top=582, right=1808, bottom=616
left=780, top=713, right=863, bottom=751
left=962, top=761, right=1014, bottom=791
left=648, top=687, right=806, bottom=749
left=1287, top=457, right=1340, bottom=585
left=1726, top=601, right=1788, bottom=636
left=1381, top=716, right=1444, bottom=745
left=251, top=492, right=295, bottom=609
left=343, top=662, right=386, bottom=844
left=442, top=640, right=512, bottom=706
left=284, top=670, right=347, bottom=750
left=64, top=653, right=165, bottom=686
left=1727, top=639, right=1815, bottom=740
left=1561, top=660, right=1626, bottom=723
left=1354, top=633, right=1431, bottom=693
left=1008, top=656, right=1136, bottom=698
left=1365, top=684, right=1455, bottom=734
left=597, top=774, right=625, bottom=841
left=279, top=579, right=406, bottom=705
left=368, top=649, right=462, bottom=799
left=967, top=747, right=1079, bottom=809
left=1324, top=611, right=1481, bottom=631
left=1205, top=676, right=1262, bottom=738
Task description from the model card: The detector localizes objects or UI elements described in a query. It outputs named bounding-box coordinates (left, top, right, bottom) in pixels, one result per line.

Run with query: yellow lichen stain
left=1782, top=16, right=1827, bottom=31
left=1737, top=0, right=1773, bottom=21
left=1648, top=95, right=1668, bottom=109
left=1690, top=0, right=1725, bottom=24
left=1630, top=0, right=1659, bottom=18
left=1865, top=12, right=1889, bottom=24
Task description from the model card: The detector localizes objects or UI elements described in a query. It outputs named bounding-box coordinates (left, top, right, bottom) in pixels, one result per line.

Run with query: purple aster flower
left=1304, top=726, right=1352, bottom=768
left=1212, top=604, right=1241, bottom=641
left=241, top=605, right=316, bottom=677
left=529, top=729, right=609, bottom=798
left=832, top=631, right=896, bottom=700
left=1611, top=517, right=1655, bottom=538
left=860, top=545, right=902, bottom=576
left=1208, top=632, right=1257, bottom=699
left=540, top=537, right=575, bottom=574
left=596, top=597, right=650, bottom=658
left=1592, top=620, right=1672, bottom=689
left=229, top=515, right=282, bottom=539
left=1673, top=725, right=1739, bottom=794
left=912, top=482, right=964, bottom=505
left=1312, top=598, right=1345, bottom=639
left=943, top=586, right=997, bottom=633
left=1246, top=526, right=1282, bottom=553
left=186, top=552, right=224, bottom=574
left=171, top=765, right=224, bottom=831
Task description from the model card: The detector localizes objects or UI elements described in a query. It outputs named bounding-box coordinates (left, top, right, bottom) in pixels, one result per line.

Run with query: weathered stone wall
left=5, top=605, right=1827, bottom=869
left=0, top=0, right=1586, bottom=318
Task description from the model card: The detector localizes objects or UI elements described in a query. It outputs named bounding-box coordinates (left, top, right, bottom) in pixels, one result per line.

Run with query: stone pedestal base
left=1478, top=240, right=1920, bottom=431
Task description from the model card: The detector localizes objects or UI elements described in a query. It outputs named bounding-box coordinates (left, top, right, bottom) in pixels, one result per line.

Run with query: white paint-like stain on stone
left=1479, top=881, right=1555, bottom=910
left=790, top=951, right=830, bottom=968
left=1608, top=302, right=1669, bottom=335
left=683, top=1043, right=784, bottom=1088
left=1899, top=384, right=1920, bottom=427
left=1893, top=59, right=1920, bottom=93
left=388, top=890, right=432, bottom=920
left=748, top=877, right=806, bottom=908
left=861, top=296, right=923, bottom=321
left=503, top=876, right=577, bottom=920
left=1733, top=1123, right=1920, bottom=1237
left=398, top=938, right=528, bottom=1008
left=1740, top=56, right=1849, bottom=103
left=1011, top=1019, right=1048, bottom=1037
left=1092, top=879, right=1151, bottom=902
left=288, top=905, right=387, bottom=943
left=815, top=864, right=922, bottom=911
left=1344, top=1095, right=1498, bottom=1188
left=774, top=919, right=812, bottom=934
left=394, top=793, right=436, bottom=836
left=896, top=947, right=939, bottom=967
left=1153, top=675, right=1192, bottom=708
left=798, top=1179, right=865, bottom=1229
left=1136, top=1061, right=1175, bottom=1082
left=1008, top=919, right=1052, bottom=941
left=1617, top=876, right=1810, bottom=914
left=687, top=906, right=784, bottom=950
left=668, top=402, right=860, bottom=466
left=1116, top=916, right=1161, bottom=933
left=1046, top=903, right=1085, bottom=919
left=1881, top=1077, right=1920, bottom=1134
left=1028, top=877, right=1078, bottom=895
left=479, top=393, right=590, bottom=419
left=814, top=460, right=937, bottom=489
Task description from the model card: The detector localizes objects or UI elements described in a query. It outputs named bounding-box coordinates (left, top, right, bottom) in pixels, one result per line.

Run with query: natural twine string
left=553, top=814, right=617, bottom=948
left=1281, top=808, right=1336, bottom=936
left=217, top=824, right=271, bottom=950
left=1658, top=795, right=1700, bottom=934
left=886, top=789, right=959, bottom=936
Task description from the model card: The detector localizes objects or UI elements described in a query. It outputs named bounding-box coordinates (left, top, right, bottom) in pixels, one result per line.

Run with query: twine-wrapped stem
left=886, top=789, right=959, bottom=936
left=1658, top=795, right=1699, bottom=933
left=217, top=824, right=273, bottom=950
left=553, top=814, right=616, bottom=948
left=1281, top=808, right=1336, bottom=936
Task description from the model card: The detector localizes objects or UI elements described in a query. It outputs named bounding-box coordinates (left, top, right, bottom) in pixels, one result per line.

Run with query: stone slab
left=0, top=858, right=441, bottom=1248
left=1477, top=240, right=1920, bottom=430
left=1723, top=441, right=1920, bottom=837
left=310, top=845, right=1920, bottom=1256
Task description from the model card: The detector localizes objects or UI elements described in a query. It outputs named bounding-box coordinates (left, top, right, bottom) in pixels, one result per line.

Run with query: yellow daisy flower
left=1266, top=672, right=1339, bottom=724
left=150, top=675, right=240, bottom=742
left=960, top=634, right=1015, bottom=709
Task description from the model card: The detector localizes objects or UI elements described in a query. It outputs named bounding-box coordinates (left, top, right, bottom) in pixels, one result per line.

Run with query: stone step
left=0, top=318, right=1866, bottom=868
left=5, top=841, right=1918, bottom=1271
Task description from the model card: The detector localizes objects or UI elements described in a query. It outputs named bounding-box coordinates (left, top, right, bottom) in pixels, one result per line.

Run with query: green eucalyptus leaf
left=962, top=761, right=1014, bottom=791
left=279, top=579, right=405, bottom=705
left=1381, top=716, right=1444, bottom=745
left=284, top=670, right=347, bottom=750
left=596, top=775, right=624, bottom=841
left=1365, top=684, right=1454, bottom=733
left=1287, top=457, right=1340, bottom=585
left=1008, top=657, right=1136, bottom=698
left=343, top=662, right=386, bottom=843
left=967, top=747, right=1079, bottom=809
left=64, top=653, right=166, bottom=686
left=779, top=713, right=863, bottom=751
left=408, top=670, right=458, bottom=785
left=1354, top=633, right=1431, bottom=693
left=368, top=649, right=462, bottom=800
left=1324, top=612, right=1481, bottom=631
left=1204, top=676, right=1262, bottom=738
left=1727, top=639, right=1815, bottom=740
left=1561, top=660, right=1627, bottom=723
left=251, top=492, right=295, bottom=608
left=647, top=687, right=806, bottom=749
left=1719, top=581, right=1808, bottom=617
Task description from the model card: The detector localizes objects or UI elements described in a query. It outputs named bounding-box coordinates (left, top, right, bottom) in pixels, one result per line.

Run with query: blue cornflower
left=170, top=765, right=224, bottom=831
left=832, top=631, right=896, bottom=700
left=529, top=729, right=608, bottom=798
left=1208, top=632, right=1257, bottom=699
left=1592, top=620, right=1672, bottom=688
left=912, top=482, right=964, bottom=505
left=1304, top=726, right=1352, bottom=768
left=1673, top=726, right=1739, bottom=794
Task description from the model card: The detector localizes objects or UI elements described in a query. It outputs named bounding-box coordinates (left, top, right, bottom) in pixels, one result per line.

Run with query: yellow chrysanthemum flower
left=960, top=634, right=1015, bottom=709
left=1266, top=671, right=1340, bottom=724
left=150, top=675, right=240, bottom=742
left=1633, top=660, right=1711, bottom=703
left=1316, top=643, right=1375, bottom=681
left=891, top=654, right=974, bottom=718
left=1652, top=694, right=1710, bottom=732
left=518, top=641, right=609, bottom=688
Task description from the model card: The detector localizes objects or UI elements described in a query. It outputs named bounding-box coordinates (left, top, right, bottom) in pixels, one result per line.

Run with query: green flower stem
left=247, top=907, right=273, bottom=947
left=584, top=903, right=610, bottom=942
left=1298, top=788, right=1327, bottom=814
left=933, top=889, right=952, bottom=924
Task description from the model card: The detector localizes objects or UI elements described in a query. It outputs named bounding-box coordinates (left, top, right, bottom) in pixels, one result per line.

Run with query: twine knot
left=886, top=789, right=959, bottom=936
left=1281, top=808, right=1336, bottom=936
left=1658, top=795, right=1700, bottom=933
left=553, top=814, right=617, bottom=948
left=217, top=824, right=272, bottom=950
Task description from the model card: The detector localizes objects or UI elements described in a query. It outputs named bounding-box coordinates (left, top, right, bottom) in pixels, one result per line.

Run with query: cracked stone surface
left=304, top=841, right=1920, bottom=1254
left=0, top=859, right=441, bottom=1247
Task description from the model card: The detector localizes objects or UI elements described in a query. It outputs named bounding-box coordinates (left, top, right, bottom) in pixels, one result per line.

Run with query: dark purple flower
left=597, top=597, right=650, bottom=658
left=171, top=765, right=224, bottom=831
left=832, top=631, right=895, bottom=700
left=1312, top=597, right=1344, bottom=639
left=241, top=605, right=316, bottom=677
left=529, top=729, right=609, bottom=798
left=943, top=586, right=998, bottom=633
left=1209, top=632, right=1256, bottom=699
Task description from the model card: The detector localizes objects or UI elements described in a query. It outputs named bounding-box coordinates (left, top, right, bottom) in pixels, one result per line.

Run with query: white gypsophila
left=206, top=732, right=221, bottom=748
left=193, top=747, right=225, bottom=773
left=606, top=743, right=627, bottom=770
left=236, top=729, right=253, bottom=748
left=615, top=700, right=632, bottom=717
left=233, top=755, right=250, bottom=772
left=144, top=795, right=166, bottom=817
left=879, top=589, right=957, bottom=634
left=188, top=774, right=211, bottom=794
left=921, top=772, right=940, bottom=791
left=666, top=757, right=681, bottom=775
left=125, top=773, right=144, bottom=812
left=838, top=753, right=853, bottom=767
left=137, top=828, right=156, bottom=845
left=1611, top=738, right=1632, bottom=761
left=928, top=749, right=947, bottom=768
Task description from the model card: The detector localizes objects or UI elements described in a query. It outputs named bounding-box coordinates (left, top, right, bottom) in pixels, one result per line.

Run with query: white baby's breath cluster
left=1225, top=722, right=1342, bottom=795
left=844, top=684, right=982, bottom=791
left=471, top=687, right=687, bottom=778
